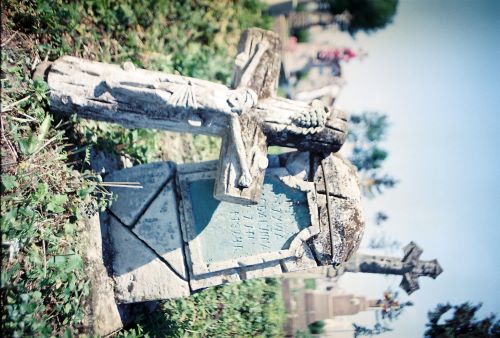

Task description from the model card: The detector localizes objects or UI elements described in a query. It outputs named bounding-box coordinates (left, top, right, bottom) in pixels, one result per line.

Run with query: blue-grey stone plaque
left=177, top=161, right=325, bottom=278
left=188, top=176, right=311, bottom=263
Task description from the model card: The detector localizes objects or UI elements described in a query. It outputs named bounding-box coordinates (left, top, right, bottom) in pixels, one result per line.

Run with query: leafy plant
left=76, top=120, right=161, bottom=165
left=325, top=0, right=399, bottom=35
left=424, top=302, right=500, bottom=338
left=347, top=112, right=398, bottom=197
left=118, top=278, right=285, bottom=337
left=294, top=28, right=310, bottom=43
left=1, top=55, right=108, bottom=336
left=1, top=0, right=274, bottom=335
left=308, top=320, right=326, bottom=334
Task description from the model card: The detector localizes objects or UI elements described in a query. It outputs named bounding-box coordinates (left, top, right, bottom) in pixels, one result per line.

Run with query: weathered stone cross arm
left=38, top=28, right=348, bottom=205
left=344, top=242, right=443, bottom=295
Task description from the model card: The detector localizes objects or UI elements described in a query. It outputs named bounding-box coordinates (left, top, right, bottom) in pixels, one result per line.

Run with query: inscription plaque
left=177, top=161, right=321, bottom=277
left=188, top=176, right=310, bottom=263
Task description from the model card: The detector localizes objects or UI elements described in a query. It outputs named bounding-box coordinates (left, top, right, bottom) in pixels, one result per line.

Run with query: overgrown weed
left=119, top=278, right=285, bottom=338
left=1, top=53, right=107, bottom=336
left=1, top=0, right=281, bottom=335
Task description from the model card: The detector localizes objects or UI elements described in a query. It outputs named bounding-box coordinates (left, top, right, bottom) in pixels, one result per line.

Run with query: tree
left=309, top=320, right=326, bottom=334
left=359, top=173, right=397, bottom=198
left=374, top=211, right=389, bottom=226
left=325, top=0, right=399, bottom=35
left=353, top=290, right=413, bottom=337
left=348, top=112, right=389, bottom=171
left=347, top=112, right=398, bottom=197
left=424, top=302, right=500, bottom=338
left=353, top=323, right=392, bottom=337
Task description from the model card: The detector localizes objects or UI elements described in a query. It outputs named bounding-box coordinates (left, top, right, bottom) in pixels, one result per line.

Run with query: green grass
left=11, top=0, right=270, bottom=80
left=303, top=278, right=316, bottom=290
left=1, top=0, right=283, bottom=336
left=5, top=0, right=271, bottom=164
left=1, top=53, right=107, bottom=336
left=294, top=28, right=310, bottom=43
left=119, top=278, right=285, bottom=337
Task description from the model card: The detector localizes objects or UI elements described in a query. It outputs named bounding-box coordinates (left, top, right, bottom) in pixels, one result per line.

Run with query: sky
left=331, top=0, right=500, bottom=336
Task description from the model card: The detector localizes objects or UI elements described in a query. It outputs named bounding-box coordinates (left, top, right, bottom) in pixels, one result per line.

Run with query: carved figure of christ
left=227, top=40, right=270, bottom=187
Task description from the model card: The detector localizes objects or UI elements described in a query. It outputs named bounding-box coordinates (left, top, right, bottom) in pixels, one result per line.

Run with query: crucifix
left=37, top=28, right=368, bottom=306
left=343, top=242, right=443, bottom=295
left=37, top=28, right=347, bottom=205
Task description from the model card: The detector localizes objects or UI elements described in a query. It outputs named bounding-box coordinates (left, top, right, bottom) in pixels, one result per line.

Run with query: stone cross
left=344, top=242, right=443, bottom=295
left=38, top=28, right=347, bottom=205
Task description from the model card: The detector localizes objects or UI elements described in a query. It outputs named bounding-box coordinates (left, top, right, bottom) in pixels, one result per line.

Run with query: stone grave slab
left=103, top=151, right=364, bottom=302
left=108, top=215, right=190, bottom=303
left=131, top=182, right=187, bottom=279
left=106, top=162, right=174, bottom=227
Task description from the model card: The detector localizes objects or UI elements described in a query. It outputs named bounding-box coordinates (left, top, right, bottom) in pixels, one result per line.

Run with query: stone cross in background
left=344, top=242, right=443, bottom=294
left=39, top=28, right=347, bottom=205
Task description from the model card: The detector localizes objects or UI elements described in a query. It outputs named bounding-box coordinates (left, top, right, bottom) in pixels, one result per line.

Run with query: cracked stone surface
left=109, top=215, right=190, bottom=303
left=105, top=162, right=175, bottom=227
left=83, top=213, right=123, bottom=335
left=131, top=182, right=187, bottom=279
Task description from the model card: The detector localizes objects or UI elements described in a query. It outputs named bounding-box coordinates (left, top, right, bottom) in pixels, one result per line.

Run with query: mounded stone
left=106, top=162, right=175, bottom=227
left=331, top=198, right=364, bottom=263
left=131, top=182, right=187, bottom=279
left=314, top=154, right=361, bottom=200
left=109, top=215, right=190, bottom=303
left=311, top=153, right=364, bottom=267
left=82, top=213, right=123, bottom=335
left=281, top=242, right=318, bottom=273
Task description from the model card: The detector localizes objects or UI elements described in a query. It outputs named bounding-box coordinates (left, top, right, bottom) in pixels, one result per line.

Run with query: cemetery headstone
left=103, top=151, right=363, bottom=302
left=39, top=28, right=366, bottom=303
